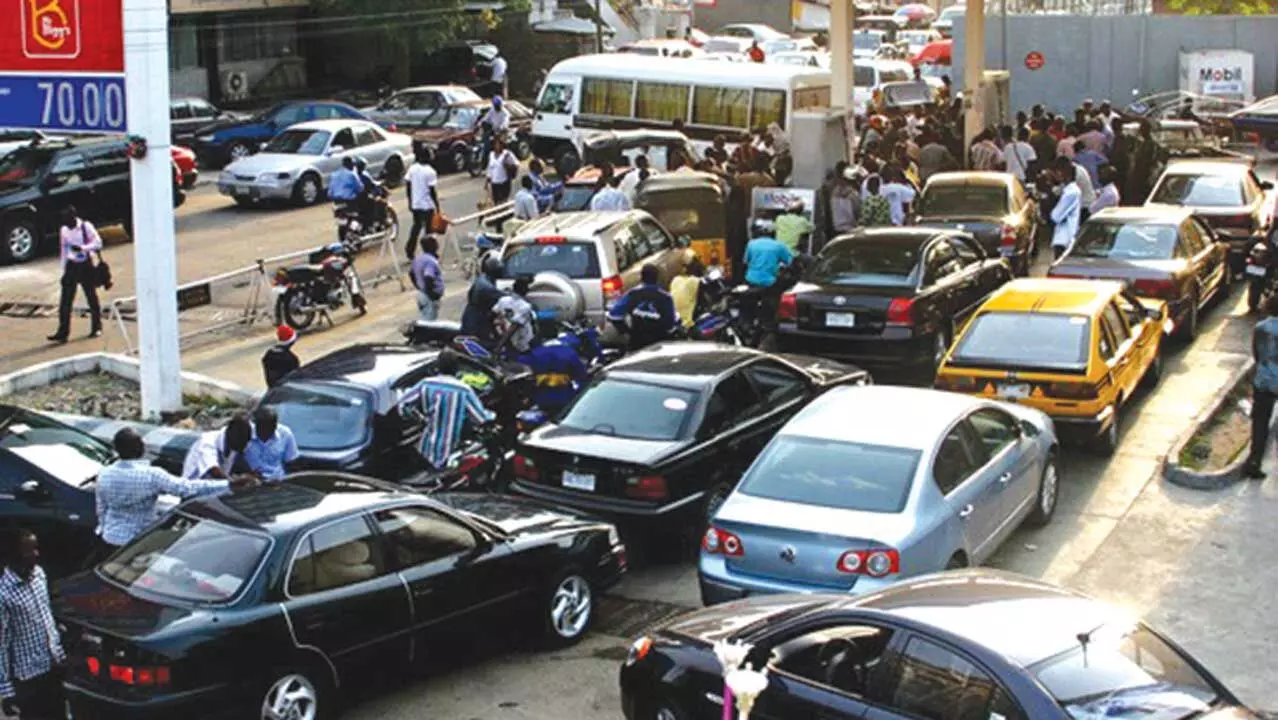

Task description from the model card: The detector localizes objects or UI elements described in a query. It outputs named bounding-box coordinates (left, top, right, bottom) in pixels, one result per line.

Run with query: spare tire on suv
left=526, top=271, right=586, bottom=323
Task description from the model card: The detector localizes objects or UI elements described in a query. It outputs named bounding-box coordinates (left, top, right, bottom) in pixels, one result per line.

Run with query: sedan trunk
left=793, top=283, right=911, bottom=337
left=916, top=217, right=1002, bottom=255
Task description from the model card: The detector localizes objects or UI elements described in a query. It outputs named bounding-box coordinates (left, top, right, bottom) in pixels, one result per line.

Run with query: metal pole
left=1000, top=0, right=1008, bottom=71
left=123, top=0, right=182, bottom=418
left=962, top=0, right=987, bottom=162
left=595, top=0, right=604, bottom=53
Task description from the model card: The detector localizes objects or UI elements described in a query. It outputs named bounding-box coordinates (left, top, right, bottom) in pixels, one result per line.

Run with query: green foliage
left=309, top=0, right=469, bottom=51
left=1163, top=0, right=1273, bottom=14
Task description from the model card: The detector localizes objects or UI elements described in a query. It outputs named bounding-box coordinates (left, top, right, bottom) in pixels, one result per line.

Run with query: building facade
left=170, top=0, right=310, bottom=104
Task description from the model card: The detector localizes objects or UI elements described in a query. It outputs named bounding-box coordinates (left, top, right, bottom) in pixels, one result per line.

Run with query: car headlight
left=625, top=636, right=653, bottom=666
left=196, top=134, right=215, bottom=143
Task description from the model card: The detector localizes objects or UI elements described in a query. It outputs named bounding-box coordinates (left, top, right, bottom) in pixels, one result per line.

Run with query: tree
left=309, top=0, right=469, bottom=85
left=1162, top=0, right=1274, bottom=13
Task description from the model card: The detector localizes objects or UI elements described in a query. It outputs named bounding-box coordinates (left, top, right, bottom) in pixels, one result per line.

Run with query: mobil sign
left=0, top=0, right=127, bottom=132
left=1180, top=49, right=1255, bottom=103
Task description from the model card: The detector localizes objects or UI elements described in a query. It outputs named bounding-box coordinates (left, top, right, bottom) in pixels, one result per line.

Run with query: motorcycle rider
left=479, top=96, right=511, bottom=167
left=328, top=157, right=363, bottom=242
left=353, top=156, right=386, bottom=228
left=743, top=219, right=795, bottom=348
left=461, top=256, right=506, bottom=342
left=607, top=263, right=679, bottom=351
left=517, top=335, right=589, bottom=417
left=493, top=274, right=538, bottom=355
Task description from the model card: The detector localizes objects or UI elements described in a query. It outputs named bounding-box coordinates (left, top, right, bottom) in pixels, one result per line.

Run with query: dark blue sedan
left=191, top=100, right=367, bottom=167
left=620, top=569, right=1259, bottom=720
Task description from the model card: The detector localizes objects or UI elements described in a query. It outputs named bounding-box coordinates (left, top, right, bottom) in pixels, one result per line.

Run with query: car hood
left=523, top=425, right=688, bottom=466
left=52, top=571, right=200, bottom=640
left=1051, top=256, right=1185, bottom=280
left=658, top=594, right=830, bottom=644
left=434, top=492, right=603, bottom=537
left=224, top=153, right=319, bottom=176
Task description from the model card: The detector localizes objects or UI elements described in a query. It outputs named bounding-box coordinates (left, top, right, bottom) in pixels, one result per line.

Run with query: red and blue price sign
left=0, top=0, right=127, bottom=132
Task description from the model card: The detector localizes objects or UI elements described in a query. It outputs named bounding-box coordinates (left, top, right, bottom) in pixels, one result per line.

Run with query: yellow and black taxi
left=935, top=279, right=1168, bottom=454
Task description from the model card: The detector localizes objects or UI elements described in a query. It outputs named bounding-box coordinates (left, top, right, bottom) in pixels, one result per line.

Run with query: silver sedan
left=699, top=385, right=1059, bottom=606
left=217, top=119, right=412, bottom=207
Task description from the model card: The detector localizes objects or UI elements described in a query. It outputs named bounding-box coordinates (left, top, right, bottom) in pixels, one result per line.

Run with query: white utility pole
left=962, top=0, right=987, bottom=160
left=123, top=0, right=182, bottom=418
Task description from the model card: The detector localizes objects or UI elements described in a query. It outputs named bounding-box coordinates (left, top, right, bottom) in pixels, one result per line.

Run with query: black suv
left=0, top=137, right=182, bottom=264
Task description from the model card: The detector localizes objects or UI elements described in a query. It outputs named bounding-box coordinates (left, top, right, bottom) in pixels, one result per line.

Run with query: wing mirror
left=17, top=479, right=49, bottom=501
left=1018, top=419, right=1039, bottom=438
left=326, top=145, right=346, bottom=156
left=676, top=234, right=692, bottom=248
left=1261, top=181, right=1274, bottom=191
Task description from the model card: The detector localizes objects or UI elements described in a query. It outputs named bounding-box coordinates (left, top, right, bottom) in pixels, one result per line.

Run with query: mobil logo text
left=1199, top=67, right=1244, bottom=83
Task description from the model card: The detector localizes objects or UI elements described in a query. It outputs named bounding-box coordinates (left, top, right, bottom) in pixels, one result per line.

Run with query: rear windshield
left=100, top=514, right=269, bottom=603
left=553, top=185, right=596, bottom=213
left=1150, top=173, right=1245, bottom=207
left=1071, top=222, right=1179, bottom=260
left=951, top=312, right=1092, bottom=372
left=558, top=380, right=697, bottom=441
left=0, top=410, right=113, bottom=488
left=504, top=241, right=602, bottom=280
left=260, top=382, right=373, bottom=451
left=918, top=185, right=1008, bottom=217
left=878, top=66, right=911, bottom=82
left=811, top=239, right=920, bottom=286
left=883, top=83, right=931, bottom=106
left=738, top=436, right=919, bottom=513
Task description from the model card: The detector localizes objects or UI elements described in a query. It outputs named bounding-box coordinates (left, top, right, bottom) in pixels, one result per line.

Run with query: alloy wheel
left=7, top=226, right=35, bottom=260
left=261, top=673, right=318, bottom=720
left=549, top=575, right=592, bottom=639
left=1040, top=462, right=1058, bottom=517
left=452, top=150, right=468, bottom=173
left=229, top=143, right=252, bottom=161
left=300, top=178, right=320, bottom=205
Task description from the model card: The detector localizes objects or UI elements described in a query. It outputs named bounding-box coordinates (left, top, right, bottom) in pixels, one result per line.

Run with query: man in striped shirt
left=398, top=349, right=495, bottom=469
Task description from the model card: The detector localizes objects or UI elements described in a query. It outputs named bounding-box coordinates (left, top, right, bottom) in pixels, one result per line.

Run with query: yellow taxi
left=934, top=278, right=1169, bottom=454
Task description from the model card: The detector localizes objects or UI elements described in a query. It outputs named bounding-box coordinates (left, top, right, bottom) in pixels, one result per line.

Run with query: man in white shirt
left=1002, top=126, right=1038, bottom=182
left=880, top=169, right=917, bottom=226
left=619, top=156, right=651, bottom=203
left=513, top=176, right=540, bottom=221
left=1072, top=161, right=1097, bottom=220
left=490, top=54, right=508, bottom=96
left=590, top=175, right=632, bottom=211
left=1050, top=157, right=1082, bottom=259
left=182, top=415, right=253, bottom=480
left=405, top=149, right=439, bottom=258
left=493, top=275, right=538, bottom=354
left=49, top=205, right=104, bottom=343
left=480, top=96, right=510, bottom=166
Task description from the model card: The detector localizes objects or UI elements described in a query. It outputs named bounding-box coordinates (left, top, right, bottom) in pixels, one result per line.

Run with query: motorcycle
left=467, top=125, right=521, bottom=178
left=333, top=185, right=399, bottom=253
left=461, top=232, right=505, bottom=280
left=400, top=423, right=510, bottom=493
left=1246, top=239, right=1274, bottom=312
left=273, top=242, right=367, bottom=330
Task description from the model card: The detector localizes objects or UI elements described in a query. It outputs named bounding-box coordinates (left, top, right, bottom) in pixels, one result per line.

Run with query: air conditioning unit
left=221, top=71, right=249, bottom=101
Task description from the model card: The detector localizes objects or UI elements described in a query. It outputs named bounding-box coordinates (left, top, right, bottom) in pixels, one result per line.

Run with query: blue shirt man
left=1073, top=145, right=1107, bottom=189
left=243, top=408, right=301, bottom=481
left=328, top=159, right=362, bottom=202
left=744, top=235, right=794, bottom=288
left=608, top=264, right=678, bottom=350
left=517, top=339, right=589, bottom=415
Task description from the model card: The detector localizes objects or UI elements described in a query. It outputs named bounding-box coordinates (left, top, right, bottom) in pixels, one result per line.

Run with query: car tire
left=555, top=146, right=581, bottom=178
left=227, top=141, right=254, bottom=164
left=515, top=137, right=532, bottom=161
left=539, top=568, right=594, bottom=648
left=450, top=148, right=468, bottom=174
left=1026, top=454, right=1059, bottom=528
left=259, top=667, right=330, bottom=720
left=1, top=216, right=40, bottom=263
left=652, top=698, right=691, bottom=720
left=1141, top=347, right=1163, bottom=389
left=293, top=174, right=322, bottom=207
left=1093, top=406, right=1120, bottom=456
left=1177, top=292, right=1199, bottom=341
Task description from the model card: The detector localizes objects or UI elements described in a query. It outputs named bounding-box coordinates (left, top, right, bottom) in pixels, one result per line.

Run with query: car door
left=695, top=370, right=770, bottom=489
left=931, top=422, right=1003, bottom=563
left=85, top=143, right=131, bottom=226
left=864, top=633, right=1027, bottom=720
left=1100, top=300, right=1140, bottom=400
left=965, top=407, right=1039, bottom=534
left=355, top=125, right=392, bottom=173
left=319, top=127, right=357, bottom=181
left=0, top=454, right=95, bottom=578
left=752, top=622, right=901, bottom=720
left=1182, top=217, right=1224, bottom=299
left=372, top=505, right=523, bottom=661
left=283, top=514, right=413, bottom=678
left=919, top=238, right=970, bottom=330
left=614, top=222, right=650, bottom=291
left=945, top=235, right=1000, bottom=318
left=637, top=217, right=686, bottom=285
left=1115, top=291, right=1159, bottom=381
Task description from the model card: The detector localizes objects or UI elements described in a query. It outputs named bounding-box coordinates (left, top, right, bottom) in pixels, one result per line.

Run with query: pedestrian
left=262, top=324, right=300, bottom=388
left=619, top=155, right=650, bottom=203
left=0, top=529, right=65, bottom=720
left=1056, top=123, right=1078, bottom=160
left=181, top=414, right=253, bottom=480
left=880, top=168, right=917, bottom=227
left=243, top=407, right=300, bottom=481
left=773, top=201, right=814, bottom=253
left=1050, top=157, right=1082, bottom=259
left=1047, top=116, right=1067, bottom=142
left=397, top=349, right=496, bottom=470
left=48, top=205, right=103, bottom=344
left=490, top=52, right=508, bottom=97
left=1126, top=120, right=1157, bottom=205
left=461, top=256, right=505, bottom=341
left=513, top=175, right=540, bottom=221
left=527, top=158, right=561, bottom=213
left=1242, top=293, right=1278, bottom=478
left=589, top=173, right=631, bottom=211
left=607, top=264, right=679, bottom=351
left=706, top=135, right=729, bottom=167
left=860, top=176, right=893, bottom=227
left=1078, top=120, right=1108, bottom=156
left=405, top=148, right=439, bottom=259
left=831, top=166, right=861, bottom=235
left=411, top=235, right=445, bottom=321
left=1073, top=140, right=1106, bottom=189
left=1090, top=165, right=1121, bottom=216
left=918, top=130, right=956, bottom=183
left=485, top=135, right=518, bottom=204
left=1072, top=155, right=1097, bottom=222
left=743, top=222, right=794, bottom=347
left=747, top=40, right=765, bottom=63
left=1028, top=118, right=1057, bottom=174
left=670, top=258, right=703, bottom=328
left=970, top=130, right=1002, bottom=171
left=1002, top=126, right=1038, bottom=183
left=93, top=428, right=242, bottom=561
left=480, top=96, right=511, bottom=165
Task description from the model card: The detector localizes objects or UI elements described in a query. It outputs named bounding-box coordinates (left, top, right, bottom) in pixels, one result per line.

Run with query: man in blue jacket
left=607, top=264, right=678, bottom=351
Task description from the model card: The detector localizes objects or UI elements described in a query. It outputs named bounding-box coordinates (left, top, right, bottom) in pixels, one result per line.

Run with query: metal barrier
left=442, top=201, right=515, bottom=278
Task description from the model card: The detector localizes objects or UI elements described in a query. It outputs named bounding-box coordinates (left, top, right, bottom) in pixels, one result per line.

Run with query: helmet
left=481, top=255, right=504, bottom=280
left=492, top=95, right=504, bottom=108
left=353, top=156, right=368, bottom=171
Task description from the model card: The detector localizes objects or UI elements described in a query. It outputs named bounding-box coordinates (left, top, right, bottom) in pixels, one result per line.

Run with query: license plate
left=1247, top=265, right=1267, bottom=277
left=997, top=382, right=1031, bottom=399
left=826, top=312, right=856, bottom=328
left=562, top=471, right=596, bottom=492
left=233, top=186, right=249, bottom=196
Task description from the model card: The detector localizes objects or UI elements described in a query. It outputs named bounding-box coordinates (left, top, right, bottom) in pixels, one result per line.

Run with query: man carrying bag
left=48, top=205, right=103, bottom=344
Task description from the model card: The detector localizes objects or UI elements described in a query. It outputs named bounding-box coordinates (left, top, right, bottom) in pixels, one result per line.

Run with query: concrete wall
left=952, top=15, right=1278, bottom=117
left=691, top=0, right=793, bottom=33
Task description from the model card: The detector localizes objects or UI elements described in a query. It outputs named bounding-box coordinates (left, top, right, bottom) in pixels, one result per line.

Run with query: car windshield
left=884, top=83, right=932, bottom=106
left=1071, top=222, right=1179, bottom=260
left=558, top=380, right=696, bottom=441
left=951, top=312, right=1092, bottom=372
left=919, top=185, right=1008, bottom=216
left=854, top=32, right=883, bottom=49
left=263, top=129, right=331, bottom=155
left=1031, top=624, right=1218, bottom=720
left=0, top=409, right=113, bottom=488
left=878, top=65, right=912, bottom=82
left=0, top=148, right=52, bottom=184
left=704, top=39, right=745, bottom=54
left=738, top=436, right=919, bottom=512
left=810, top=239, right=920, bottom=286
left=260, top=382, right=374, bottom=451
left=100, top=514, right=269, bottom=603
left=553, top=185, right=597, bottom=213
left=941, top=6, right=965, bottom=19
left=503, top=240, right=601, bottom=279
left=1150, top=173, right=1245, bottom=207
left=424, top=106, right=481, bottom=130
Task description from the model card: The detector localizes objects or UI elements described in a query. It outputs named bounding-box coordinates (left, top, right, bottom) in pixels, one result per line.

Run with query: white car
left=899, top=28, right=942, bottom=56
left=769, top=50, right=831, bottom=68
left=712, top=22, right=788, bottom=44
left=760, top=36, right=818, bottom=57
left=217, top=119, right=413, bottom=207
left=701, top=36, right=752, bottom=58
left=853, top=29, right=888, bottom=59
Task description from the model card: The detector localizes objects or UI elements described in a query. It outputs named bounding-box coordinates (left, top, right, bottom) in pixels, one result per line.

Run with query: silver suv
left=499, top=210, right=695, bottom=326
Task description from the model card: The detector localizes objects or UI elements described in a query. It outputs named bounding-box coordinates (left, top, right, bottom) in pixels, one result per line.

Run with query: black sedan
left=776, top=228, right=1012, bottom=380
left=1145, top=159, right=1274, bottom=274
left=509, top=342, right=867, bottom=539
left=1049, top=206, right=1229, bottom=339
left=56, top=474, right=626, bottom=720
left=620, top=569, right=1259, bottom=720
left=914, top=171, right=1039, bottom=277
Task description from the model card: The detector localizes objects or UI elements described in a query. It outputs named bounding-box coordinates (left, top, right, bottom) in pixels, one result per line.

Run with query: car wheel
left=1177, top=292, right=1199, bottom=341
left=1141, top=347, right=1163, bottom=389
left=293, top=174, right=322, bottom=207
left=1026, top=455, right=1059, bottom=527
left=653, top=699, right=690, bottom=720
left=540, top=569, right=593, bottom=647
left=227, top=141, right=254, bottom=163
left=515, top=137, right=532, bottom=161
left=451, top=149, right=468, bottom=174
left=260, top=668, right=327, bottom=720
left=2, top=217, right=40, bottom=263
left=1093, top=406, right=1120, bottom=456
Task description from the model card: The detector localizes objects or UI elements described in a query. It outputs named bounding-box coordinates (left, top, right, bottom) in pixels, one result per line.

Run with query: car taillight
left=512, top=454, right=538, bottom=480
left=535, top=236, right=566, bottom=244
left=778, top=292, right=797, bottom=321
left=624, top=474, right=668, bottom=500
left=1214, top=213, right=1253, bottom=229
left=836, top=549, right=900, bottom=577
left=1048, top=381, right=1098, bottom=399
left=886, top=297, right=914, bottom=325
left=1000, top=224, right=1017, bottom=247
left=1131, top=278, right=1178, bottom=300
left=934, top=374, right=978, bottom=392
left=627, top=636, right=654, bottom=665
left=86, top=657, right=101, bottom=676
left=703, top=527, right=744, bottom=556
left=109, top=664, right=171, bottom=687
left=601, top=274, right=624, bottom=304
left=386, top=123, right=398, bottom=133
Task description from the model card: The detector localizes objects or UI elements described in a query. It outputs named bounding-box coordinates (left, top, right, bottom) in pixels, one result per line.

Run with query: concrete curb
left=1162, top=359, right=1255, bottom=491
left=0, top=351, right=256, bottom=407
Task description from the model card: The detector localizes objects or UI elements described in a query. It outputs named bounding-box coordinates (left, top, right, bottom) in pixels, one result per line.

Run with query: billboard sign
left=0, top=0, right=127, bottom=132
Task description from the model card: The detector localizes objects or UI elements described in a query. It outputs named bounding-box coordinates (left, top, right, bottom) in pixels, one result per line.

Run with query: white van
left=531, top=54, right=832, bottom=171
left=853, top=59, right=914, bottom=114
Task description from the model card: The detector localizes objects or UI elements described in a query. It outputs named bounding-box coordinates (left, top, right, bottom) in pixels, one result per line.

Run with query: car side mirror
left=1018, top=419, right=1038, bottom=438
left=327, top=145, right=345, bottom=156
left=454, top=537, right=493, bottom=567
left=676, top=234, right=691, bottom=248
left=40, top=175, right=64, bottom=191
left=18, top=480, right=49, bottom=501
left=1262, top=181, right=1274, bottom=191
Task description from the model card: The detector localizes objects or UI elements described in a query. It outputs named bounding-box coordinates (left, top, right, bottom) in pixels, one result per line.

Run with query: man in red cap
left=262, top=325, right=300, bottom=388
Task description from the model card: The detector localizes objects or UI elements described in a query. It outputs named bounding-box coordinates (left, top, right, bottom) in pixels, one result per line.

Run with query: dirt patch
left=7, top=371, right=247, bottom=430
left=1178, top=370, right=1253, bottom=473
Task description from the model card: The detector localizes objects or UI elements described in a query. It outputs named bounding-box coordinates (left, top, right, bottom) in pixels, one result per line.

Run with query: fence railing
left=442, top=200, right=516, bottom=279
